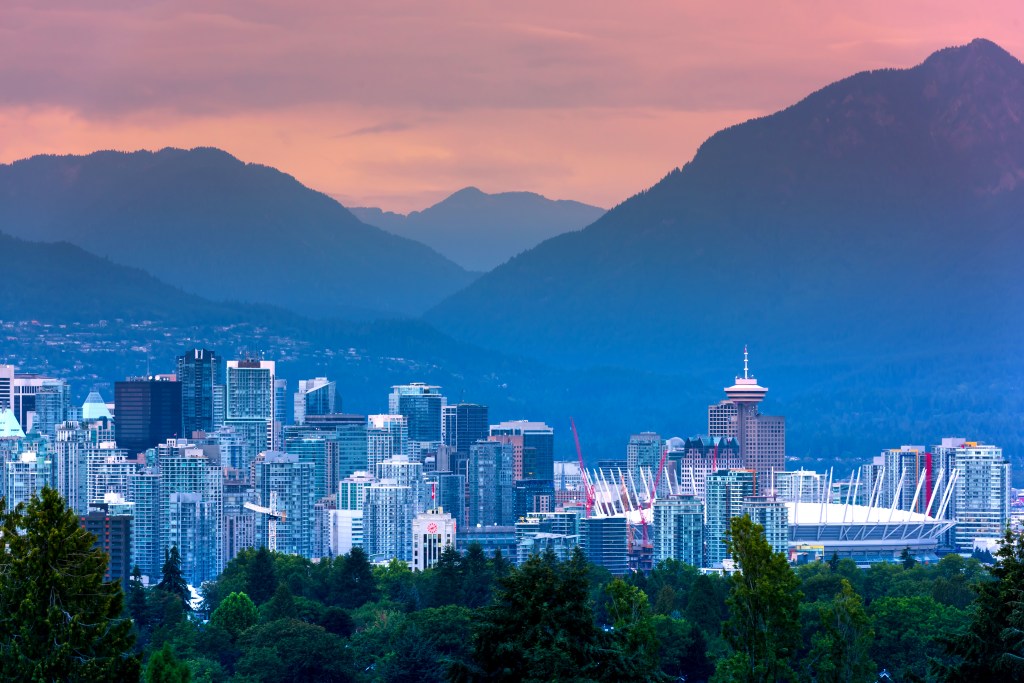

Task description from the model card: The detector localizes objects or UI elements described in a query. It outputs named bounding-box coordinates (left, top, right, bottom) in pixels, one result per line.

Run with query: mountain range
left=0, top=148, right=474, bottom=319
left=351, top=188, right=605, bottom=271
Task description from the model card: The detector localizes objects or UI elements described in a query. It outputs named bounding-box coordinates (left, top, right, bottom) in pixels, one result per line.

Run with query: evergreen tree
left=461, top=542, right=495, bottom=608
left=144, top=642, right=191, bottom=683
left=157, top=546, right=190, bottom=609
left=0, top=487, right=140, bottom=681
left=937, top=528, right=1024, bottom=679
left=246, top=546, right=277, bottom=605
left=128, top=565, right=150, bottom=627
left=602, top=578, right=664, bottom=681
left=334, top=546, right=379, bottom=608
left=430, top=545, right=464, bottom=607
left=900, top=547, right=917, bottom=569
left=263, top=583, right=299, bottom=622
left=804, top=579, right=875, bottom=683
left=210, top=591, right=259, bottom=639
left=713, top=515, right=802, bottom=683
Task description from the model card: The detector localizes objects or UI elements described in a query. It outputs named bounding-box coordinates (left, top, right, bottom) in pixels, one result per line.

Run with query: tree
left=900, top=547, right=917, bottom=570
left=210, top=591, right=259, bottom=640
left=685, top=573, right=725, bottom=639
left=602, top=578, right=663, bottom=681
left=246, top=546, right=277, bottom=605
left=333, top=547, right=379, bottom=609
left=0, top=487, right=140, bottom=681
left=653, top=615, right=713, bottom=682
left=803, top=579, right=874, bottom=683
left=937, top=528, right=1024, bottom=679
left=234, top=619, right=353, bottom=682
left=128, top=565, right=150, bottom=626
left=713, top=515, right=802, bottom=683
left=429, top=545, right=464, bottom=607
left=145, top=642, right=191, bottom=683
left=262, top=583, right=298, bottom=622
left=461, top=543, right=495, bottom=608
left=157, top=546, right=191, bottom=609
left=455, top=548, right=604, bottom=681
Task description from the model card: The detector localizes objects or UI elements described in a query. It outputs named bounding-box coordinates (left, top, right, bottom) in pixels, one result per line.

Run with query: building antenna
left=743, top=345, right=749, bottom=380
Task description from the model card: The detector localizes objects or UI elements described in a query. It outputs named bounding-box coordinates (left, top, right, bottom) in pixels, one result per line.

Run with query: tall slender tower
left=708, top=348, right=785, bottom=494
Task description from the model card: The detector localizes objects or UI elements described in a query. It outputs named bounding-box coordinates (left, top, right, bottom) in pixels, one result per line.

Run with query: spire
left=743, top=345, right=749, bottom=380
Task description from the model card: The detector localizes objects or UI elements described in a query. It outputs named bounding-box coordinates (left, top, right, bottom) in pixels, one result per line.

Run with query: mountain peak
left=922, top=38, right=1022, bottom=71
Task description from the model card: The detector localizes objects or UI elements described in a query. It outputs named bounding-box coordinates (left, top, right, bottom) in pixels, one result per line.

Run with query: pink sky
left=2, top=1, right=1022, bottom=212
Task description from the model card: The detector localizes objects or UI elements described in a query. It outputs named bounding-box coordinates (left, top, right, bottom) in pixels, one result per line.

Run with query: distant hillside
left=429, top=39, right=1024, bottom=456
left=351, top=187, right=605, bottom=271
left=0, top=148, right=475, bottom=318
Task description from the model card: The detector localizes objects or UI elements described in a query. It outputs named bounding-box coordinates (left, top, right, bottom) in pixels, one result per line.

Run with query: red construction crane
left=653, top=446, right=670, bottom=497
left=570, top=418, right=596, bottom=517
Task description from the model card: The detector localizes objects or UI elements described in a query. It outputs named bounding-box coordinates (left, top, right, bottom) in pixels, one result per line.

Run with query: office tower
left=0, top=365, right=12, bottom=410
left=86, top=443, right=137, bottom=505
left=444, top=403, right=489, bottom=454
left=339, top=471, right=375, bottom=511
left=707, top=349, right=785, bottom=493
left=285, top=413, right=368, bottom=485
left=580, top=516, right=628, bottom=575
left=127, top=468, right=161, bottom=581
left=225, top=358, right=276, bottom=459
left=274, top=379, right=287, bottom=449
left=329, top=509, right=364, bottom=557
left=313, top=496, right=336, bottom=559
left=389, top=383, right=444, bottom=445
left=367, top=414, right=408, bottom=472
left=285, top=436, right=329, bottom=501
left=742, top=495, right=789, bottom=556
left=954, top=442, right=1010, bottom=552
left=177, top=349, right=222, bottom=437
left=11, top=374, right=68, bottom=435
left=668, top=436, right=743, bottom=501
left=223, top=469, right=256, bottom=564
left=489, top=420, right=554, bottom=482
left=376, top=457, right=426, bottom=512
left=468, top=440, right=515, bottom=527
left=872, top=445, right=931, bottom=512
left=653, top=496, right=705, bottom=567
left=363, top=479, right=414, bottom=562
left=115, top=377, right=182, bottom=455
left=412, top=508, right=457, bottom=571
left=81, top=390, right=113, bottom=421
left=705, top=469, right=756, bottom=566
left=627, top=432, right=663, bottom=495
left=294, top=378, right=338, bottom=425
left=80, top=494, right=134, bottom=586
left=428, top=471, right=466, bottom=533
left=5, top=447, right=51, bottom=508
left=53, top=421, right=90, bottom=514
left=514, top=479, right=555, bottom=521
left=160, top=443, right=223, bottom=584
left=253, top=452, right=316, bottom=558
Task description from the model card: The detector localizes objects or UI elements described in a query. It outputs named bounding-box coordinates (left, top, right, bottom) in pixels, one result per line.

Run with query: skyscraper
left=367, top=414, right=408, bottom=472
left=159, top=442, right=223, bottom=584
left=708, top=349, right=784, bottom=493
left=444, top=403, right=489, bottom=455
left=742, top=495, right=789, bottom=556
left=953, top=442, right=1010, bottom=552
left=389, top=383, right=444, bottom=444
left=653, top=495, right=705, bottom=567
left=488, top=420, right=554, bottom=482
left=294, top=377, right=338, bottom=425
left=363, top=479, right=414, bottom=562
left=127, top=467, right=161, bottom=581
left=627, top=432, right=663, bottom=495
left=225, top=358, right=276, bottom=459
left=115, top=377, right=183, bottom=455
left=705, top=469, right=756, bottom=566
left=0, top=365, right=14, bottom=411
left=468, top=440, right=515, bottom=527
left=253, top=452, right=316, bottom=558
left=177, top=349, right=222, bottom=437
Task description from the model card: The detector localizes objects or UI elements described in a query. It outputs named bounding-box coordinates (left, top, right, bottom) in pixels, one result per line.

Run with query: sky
left=2, top=1, right=1023, bottom=212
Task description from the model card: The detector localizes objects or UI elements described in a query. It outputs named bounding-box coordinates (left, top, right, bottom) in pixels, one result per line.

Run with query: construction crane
left=570, top=418, right=597, bottom=517
left=244, top=491, right=287, bottom=552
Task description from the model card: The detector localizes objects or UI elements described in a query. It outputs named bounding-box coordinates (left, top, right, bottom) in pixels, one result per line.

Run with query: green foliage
left=937, top=528, right=1024, bottom=680
left=332, top=546, right=379, bottom=609
left=0, top=487, right=141, bottom=681
left=901, top=546, right=917, bottom=569
left=246, top=547, right=278, bottom=605
left=869, top=594, right=963, bottom=681
left=210, top=592, right=258, bottom=640
left=145, top=642, right=191, bottom=683
left=234, top=619, right=353, bottom=682
left=652, top=615, right=713, bottom=682
left=602, top=578, right=664, bottom=681
left=715, top=515, right=802, bottom=683
left=803, top=579, right=875, bottom=683
left=262, top=583, right=299, bottom=622
left=158, top=546, right=191, bottom=609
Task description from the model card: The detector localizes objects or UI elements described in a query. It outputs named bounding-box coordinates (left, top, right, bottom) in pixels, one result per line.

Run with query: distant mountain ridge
left=351, top=187, right=605, bottom=271
left=0, top=147, right=475, bottom=318
left=428, top=39, right=1024, bottom=454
